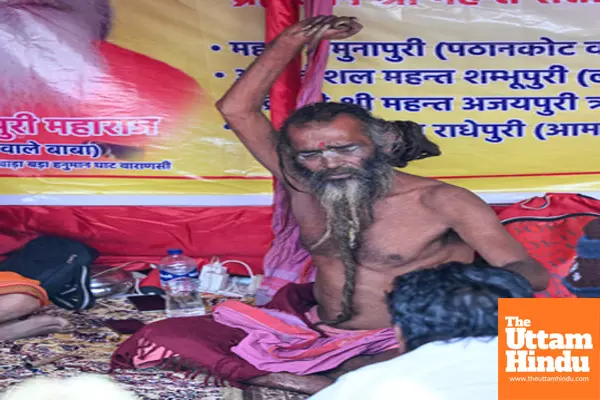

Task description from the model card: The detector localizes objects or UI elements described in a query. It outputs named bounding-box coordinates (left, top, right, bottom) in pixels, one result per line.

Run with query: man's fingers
left=333, top=20, right=362, bottom=37
left=304, top=15, right=336, bottom=37
left=331, top=16, right=353, bottom=29
left=331, top=17, right=361, bottom=35
left=314, top=21, right=333, bottom=40
left=305, top=24, right=328, bottom=38
left=347, top=20, right=363, bottom=35
left=323, top=15, right=338, bottom=25
left=307, top=23, right=332, bottom=53
left=307, top=16, right=338, bottom=52
left=303, top=15, right=337, bottom=32
left=301, top=15, right=328, bottom=33
left=304, top=24, right=324, bottom=37
left=300, top=15, right=360, bottom=45
left=301, top=15, right=325, bottom=28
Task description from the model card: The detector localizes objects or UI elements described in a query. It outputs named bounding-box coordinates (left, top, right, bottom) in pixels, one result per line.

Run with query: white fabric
left=1, top=374, right=140, bottom=400
left=309, top=337, right=498, bottom=400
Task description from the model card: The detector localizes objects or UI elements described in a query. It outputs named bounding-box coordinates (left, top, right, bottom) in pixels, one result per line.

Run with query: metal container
left=89, top=265, right=135, bottom=298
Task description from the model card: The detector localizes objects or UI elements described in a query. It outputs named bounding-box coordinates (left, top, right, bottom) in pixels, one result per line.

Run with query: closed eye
left=337, top=145, right=359, bottom=153
left=296, top=151, right=318, bottom=160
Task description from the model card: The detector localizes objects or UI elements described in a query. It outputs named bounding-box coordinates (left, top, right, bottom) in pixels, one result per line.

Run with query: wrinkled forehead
left=287, top=114, right=372, bottom=150
left=2, top=0, right=112, bottom=39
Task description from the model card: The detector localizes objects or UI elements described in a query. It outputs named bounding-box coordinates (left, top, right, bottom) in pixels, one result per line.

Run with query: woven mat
left=0, top=297, right=308, bottom=400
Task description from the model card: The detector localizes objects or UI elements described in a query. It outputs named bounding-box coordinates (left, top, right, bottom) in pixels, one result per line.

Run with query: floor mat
left=0, top=297, right=308, bottom=400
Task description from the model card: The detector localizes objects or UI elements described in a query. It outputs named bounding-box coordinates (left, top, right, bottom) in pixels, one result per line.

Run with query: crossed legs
left=0, top=293, right=69, bottom=341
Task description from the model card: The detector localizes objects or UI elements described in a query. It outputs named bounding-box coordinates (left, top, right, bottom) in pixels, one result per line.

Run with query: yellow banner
left=319, top=0, right=600, bottom=195
left=0, top=0, right=598, bottom=202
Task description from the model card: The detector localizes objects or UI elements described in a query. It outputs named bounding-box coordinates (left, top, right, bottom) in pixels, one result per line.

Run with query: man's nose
left=320, top=151, right=344, bottom=169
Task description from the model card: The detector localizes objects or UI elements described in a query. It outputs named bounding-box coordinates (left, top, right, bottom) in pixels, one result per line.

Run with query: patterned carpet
left=0, top=297, right=308, bottom=400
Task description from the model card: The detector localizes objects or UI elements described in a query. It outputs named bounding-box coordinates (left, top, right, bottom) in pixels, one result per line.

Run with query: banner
left=0, top=0, right=271, bottom=201
left=1, top=0, right=599, bottom=204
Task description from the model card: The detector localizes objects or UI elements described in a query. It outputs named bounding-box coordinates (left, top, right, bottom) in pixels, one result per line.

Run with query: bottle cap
left=167, top=249, right=183, bottom=255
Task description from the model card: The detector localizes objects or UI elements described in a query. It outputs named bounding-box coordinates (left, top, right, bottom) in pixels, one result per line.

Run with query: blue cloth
left=576, top=236, right=600, bottom=259
left=563, top=277, right=600, bottom=297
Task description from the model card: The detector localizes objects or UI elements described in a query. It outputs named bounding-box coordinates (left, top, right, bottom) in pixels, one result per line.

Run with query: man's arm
left=215, top=34, right=303, bottom=182
left=430, top=185, right=550, bottom=291
left=216, top=16, right=362, bottom=182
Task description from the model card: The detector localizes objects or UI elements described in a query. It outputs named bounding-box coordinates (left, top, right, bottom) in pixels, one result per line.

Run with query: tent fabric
left=0, top=204, right=509, bottom=279
left=497, top=193, right=600, bottom=298
left=0, top=206, right=273, bottom=276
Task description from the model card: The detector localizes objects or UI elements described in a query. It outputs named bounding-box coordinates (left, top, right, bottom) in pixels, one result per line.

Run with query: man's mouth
left=326, top=173, right=352, bottom=180
left=319, top=167, right=362, bottom=181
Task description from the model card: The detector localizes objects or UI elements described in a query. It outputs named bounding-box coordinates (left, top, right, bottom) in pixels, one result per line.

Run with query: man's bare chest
left=291, top=194, right=452, bottom=268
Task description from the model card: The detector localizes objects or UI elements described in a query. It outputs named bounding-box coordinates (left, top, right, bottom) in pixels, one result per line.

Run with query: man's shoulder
left=422, top=180, right=476, bottom=202
left=418, top=180, right=489, bottom=218
left=389, top=172, right=444, bottom=197
left=388, top=174, right=493, bottom=225
left=390, top=174, right=478, bottom=208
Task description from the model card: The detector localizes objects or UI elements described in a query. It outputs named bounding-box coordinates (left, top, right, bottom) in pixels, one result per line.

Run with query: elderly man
left=112, top=15, right=549, bottom=395
left=216, top=14, right=548, bottom=329
left=0, top=0, right=202, bottom=165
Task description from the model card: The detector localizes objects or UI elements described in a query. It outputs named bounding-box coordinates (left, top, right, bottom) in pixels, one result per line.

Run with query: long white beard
left=308, top=155, right=395, bottom=252
left=0, top=6, right=106, bottom=111
left=311, top=179, right=367, bottom=251
left=320, top=179, right=363, bottom=227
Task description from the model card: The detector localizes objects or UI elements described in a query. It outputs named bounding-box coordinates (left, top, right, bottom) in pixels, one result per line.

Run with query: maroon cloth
left=110, top=283, right=317, bottom=387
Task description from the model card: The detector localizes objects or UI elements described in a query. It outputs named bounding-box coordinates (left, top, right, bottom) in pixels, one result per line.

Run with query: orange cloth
left=0, top=272, right=50, bottom=306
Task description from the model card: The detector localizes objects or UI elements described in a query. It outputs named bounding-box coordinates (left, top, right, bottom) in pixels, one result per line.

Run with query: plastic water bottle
left=158, top=249, right=206, bottom=317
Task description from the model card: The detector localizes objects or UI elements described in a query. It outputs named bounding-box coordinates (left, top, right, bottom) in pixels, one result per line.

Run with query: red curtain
left=0, top=205, right=273, bottom=275
left=265, top=0, right=301, bottom=130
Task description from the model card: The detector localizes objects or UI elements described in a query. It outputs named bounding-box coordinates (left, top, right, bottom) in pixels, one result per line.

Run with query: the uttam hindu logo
left=504, top=315, right=592, bottom=373
left=498, top=298, right=600, bottom=400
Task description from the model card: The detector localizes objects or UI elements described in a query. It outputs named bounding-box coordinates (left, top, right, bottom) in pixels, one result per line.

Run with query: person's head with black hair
left=277, top=101, right=441, bottom=326
left=386, top=262, right=535, bottom=352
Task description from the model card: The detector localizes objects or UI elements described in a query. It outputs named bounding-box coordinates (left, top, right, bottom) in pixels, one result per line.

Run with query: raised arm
left=215, top=16, right=362, bottom=182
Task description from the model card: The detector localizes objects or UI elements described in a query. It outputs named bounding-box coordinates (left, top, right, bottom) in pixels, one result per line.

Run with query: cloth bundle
left=564, top=218, right=600, bottom=297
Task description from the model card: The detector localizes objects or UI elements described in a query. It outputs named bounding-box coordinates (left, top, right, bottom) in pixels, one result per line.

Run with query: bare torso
left=289, top=172, right=476, bottom=330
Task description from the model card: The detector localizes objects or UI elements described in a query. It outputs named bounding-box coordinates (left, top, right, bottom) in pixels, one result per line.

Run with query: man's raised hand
left=281, top=15, right=363, bottom=53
